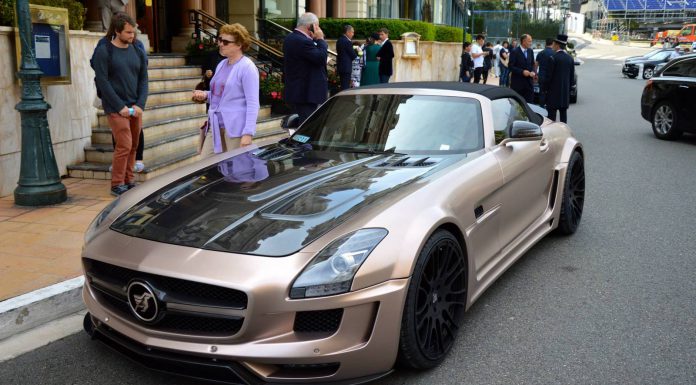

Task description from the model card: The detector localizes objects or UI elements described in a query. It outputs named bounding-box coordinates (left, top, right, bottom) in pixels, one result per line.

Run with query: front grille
left=84, top=258, right=247, bottom=337
left=294, top=309, right=343, bottom=334
left=84, top=258, right=247, bottom=308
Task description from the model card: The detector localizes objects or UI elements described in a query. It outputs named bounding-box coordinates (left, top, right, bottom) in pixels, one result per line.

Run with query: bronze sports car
left=82, top=82, right=584, bottom=384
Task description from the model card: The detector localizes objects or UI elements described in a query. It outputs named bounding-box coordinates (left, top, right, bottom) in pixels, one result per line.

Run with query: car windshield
left=291, top=94, right=484, bottom=155
left=644, top=49, right=662, bottom=58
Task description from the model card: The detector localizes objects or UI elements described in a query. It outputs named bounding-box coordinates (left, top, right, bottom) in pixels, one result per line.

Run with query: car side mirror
left=281, top=114, right=300, bottom=130
left=508, top=120, right=543, bottom=141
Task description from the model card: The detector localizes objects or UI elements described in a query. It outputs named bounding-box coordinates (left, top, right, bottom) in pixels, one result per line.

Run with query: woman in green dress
left=360, top=33, right=381, bottom=86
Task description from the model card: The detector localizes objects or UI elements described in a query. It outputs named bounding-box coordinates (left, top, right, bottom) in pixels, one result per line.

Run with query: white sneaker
left=134, top=161, right=145, bottom=173
left=108, top=164, right=112, bottom=172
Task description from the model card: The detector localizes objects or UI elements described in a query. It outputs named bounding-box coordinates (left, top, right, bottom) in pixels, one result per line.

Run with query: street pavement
left=2, top=52, right=696, bottom=385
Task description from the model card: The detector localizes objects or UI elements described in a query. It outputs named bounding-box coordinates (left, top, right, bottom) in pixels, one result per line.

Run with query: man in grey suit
left=100, top=0, right=129, bottom=32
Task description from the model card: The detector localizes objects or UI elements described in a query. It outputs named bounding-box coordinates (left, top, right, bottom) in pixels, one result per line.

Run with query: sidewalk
left=0, top=179, right=113, bottom=343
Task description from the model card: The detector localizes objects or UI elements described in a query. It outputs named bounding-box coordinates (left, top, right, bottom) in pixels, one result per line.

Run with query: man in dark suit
left=283, top=13, right=328, bottom=124
left=543, top=34, right=575, bottom=123
left=336, top=24, right=357, bottom=91
left=376, top=28, right=394, bottom=83
left=535, top=37, right=555, bottom=107
left=508, top=34, right=536, bottom=103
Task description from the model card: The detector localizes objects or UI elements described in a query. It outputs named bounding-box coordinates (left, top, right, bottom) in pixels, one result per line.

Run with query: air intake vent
left=294, top=309, right=343, bottom=333
left=373, top=155, right=439, bottom=168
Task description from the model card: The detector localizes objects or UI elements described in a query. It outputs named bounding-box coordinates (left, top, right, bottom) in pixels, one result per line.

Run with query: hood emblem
left=127, top=281, right=159, bottom=322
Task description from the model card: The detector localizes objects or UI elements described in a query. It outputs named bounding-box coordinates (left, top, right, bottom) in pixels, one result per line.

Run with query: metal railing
left=189, top=9, right=285, bottom=80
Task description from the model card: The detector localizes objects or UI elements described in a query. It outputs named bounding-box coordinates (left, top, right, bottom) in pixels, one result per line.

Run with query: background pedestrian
left=459, top=42, right=474, bottom=82
left=376, top=28, right=394, bottom=83
left=92, top=12, right=147, bottom=196
left=361, top=33, right=381, bottom=86
left=99, top=0, right=128, bottom=32
left=544, top=34, right=575, bottom=123
left=499, top=41, right=510, bottom=87
left=509, top=34, right=536, bottom=103
left=535, top=37, right=555, bottom=107
left=281, top=13, right=328, bottom=123
left=350, top=41, right=364, bottom=87
left=471, top=34, right=488, bottom=83
left=482, top=42, right=494, bottom=84
left=192, top=23, right=259, bottom=155
left=337, top=24, right=357, bottom=91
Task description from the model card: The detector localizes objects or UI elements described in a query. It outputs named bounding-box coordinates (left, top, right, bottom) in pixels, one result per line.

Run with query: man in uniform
left=543, top=34, right=575, bottom=123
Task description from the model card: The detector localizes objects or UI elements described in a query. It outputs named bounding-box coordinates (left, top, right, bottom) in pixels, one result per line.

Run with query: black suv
left=623, top=49, right=674, bottom=79
left=641, top=54, right=696, bottom=140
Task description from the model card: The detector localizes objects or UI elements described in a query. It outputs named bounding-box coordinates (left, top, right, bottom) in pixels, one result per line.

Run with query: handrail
left=190, top=10, right=285, bottom=58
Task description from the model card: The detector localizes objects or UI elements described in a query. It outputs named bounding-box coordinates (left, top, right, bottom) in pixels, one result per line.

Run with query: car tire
left=556, top=151, right=585, bottom=235
left=397, top=229, right=467, bottom=370
left=642, top=66, right=654, bottom=79
left=651, top=101, right=682, bottom=140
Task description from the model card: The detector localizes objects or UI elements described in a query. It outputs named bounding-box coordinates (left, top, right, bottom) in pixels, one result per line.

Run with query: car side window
left=664, top=58, right=696, bottom=77
left=491, top=98, right=530, bottom=144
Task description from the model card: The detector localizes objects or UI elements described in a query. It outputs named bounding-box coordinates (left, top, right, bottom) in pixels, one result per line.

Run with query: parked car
left=641, top=54, right=696, bottom=140
left=622, top=49, right=674, bottom=79
left=533, top=48, right=579, bottom=104
left=81, top=82, right=585, bottom=384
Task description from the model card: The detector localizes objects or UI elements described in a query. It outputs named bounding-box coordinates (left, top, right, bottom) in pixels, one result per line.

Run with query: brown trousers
left=108, top=113, right=142, bottom=187
left=200, top=124, right=241, bottom=158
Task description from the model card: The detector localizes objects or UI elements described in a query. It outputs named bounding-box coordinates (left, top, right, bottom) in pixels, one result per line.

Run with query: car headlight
left=290, top=228, right=388, bottom=299
left=84, top=197, right=121, bottom=244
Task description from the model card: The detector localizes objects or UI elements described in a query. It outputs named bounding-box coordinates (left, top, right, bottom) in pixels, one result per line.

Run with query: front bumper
left=622, top=64, right=639, bottom=77
left=83, top=275, right=409, bottom=384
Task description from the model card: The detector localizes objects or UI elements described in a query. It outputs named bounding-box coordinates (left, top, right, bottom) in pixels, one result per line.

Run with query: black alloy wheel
left=642, top=66, right=654, bottom=79
left=556, top=151, right=585, bottom=235
left=398, top=230, right=467, bottom=369
left=651, top=101, right=682, bottom=140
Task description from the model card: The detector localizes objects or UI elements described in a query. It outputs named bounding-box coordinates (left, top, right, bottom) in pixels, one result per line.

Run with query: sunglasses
left=217, top=37, right=236, bottom=46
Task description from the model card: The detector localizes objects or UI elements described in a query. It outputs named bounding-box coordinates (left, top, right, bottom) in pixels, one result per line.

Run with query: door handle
left=679, top=85, right=689, bottom=89
left=539, top=138, right=549, bottom=152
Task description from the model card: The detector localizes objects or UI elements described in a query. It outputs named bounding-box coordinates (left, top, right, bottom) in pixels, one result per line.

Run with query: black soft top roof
left=357, top=81, right=544, bottom=124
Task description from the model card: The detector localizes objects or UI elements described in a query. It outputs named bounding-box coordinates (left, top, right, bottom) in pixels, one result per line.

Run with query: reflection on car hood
left=110, top=143, right=461, bottom=256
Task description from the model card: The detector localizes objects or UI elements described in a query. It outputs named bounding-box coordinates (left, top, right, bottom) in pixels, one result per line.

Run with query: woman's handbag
left=197, top=120, right=208, bottom=154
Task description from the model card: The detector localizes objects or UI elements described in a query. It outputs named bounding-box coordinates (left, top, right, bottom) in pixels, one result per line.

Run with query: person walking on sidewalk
left=543, top=34, right=575, bottom=123
left=92, top=12, right=148, bottom=196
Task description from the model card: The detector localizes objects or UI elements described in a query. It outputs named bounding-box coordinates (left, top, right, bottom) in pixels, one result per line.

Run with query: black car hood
left=110, top=143, right=460, bottom=256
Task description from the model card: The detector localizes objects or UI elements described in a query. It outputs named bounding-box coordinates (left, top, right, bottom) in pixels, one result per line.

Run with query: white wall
left=0, top=27, right=102, bottom=197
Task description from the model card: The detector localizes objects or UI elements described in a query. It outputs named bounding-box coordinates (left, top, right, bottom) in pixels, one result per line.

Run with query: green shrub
left=435, top=25, right=465, bottom=42
left=0, top=0, right=84, bottom=30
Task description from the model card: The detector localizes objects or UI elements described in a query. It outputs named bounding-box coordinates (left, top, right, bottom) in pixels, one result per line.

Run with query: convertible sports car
left=81, top=82, right=585, bottom=384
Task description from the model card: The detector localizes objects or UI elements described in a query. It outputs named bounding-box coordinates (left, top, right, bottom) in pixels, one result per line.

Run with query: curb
left=0, top=276, right=85, bottom=341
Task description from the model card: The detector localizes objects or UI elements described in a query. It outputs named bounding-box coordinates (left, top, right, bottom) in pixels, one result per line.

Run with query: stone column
left=171, top=0, right=202, bottom=53
left=308, top=0, right=324, bottom=17
left=202, top=0, right=216, bottom=17
left=124, top=0, right=136, bottom=20
left=84, top=0, right=102, bottom=32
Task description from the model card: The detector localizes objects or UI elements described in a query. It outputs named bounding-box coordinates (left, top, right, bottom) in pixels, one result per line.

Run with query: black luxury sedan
left=623, top=49, right=675, bottom=79
left=641, top=53, right=696, bottom=140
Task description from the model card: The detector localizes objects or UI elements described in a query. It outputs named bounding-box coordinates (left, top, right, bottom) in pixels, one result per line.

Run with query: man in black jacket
left=544, top=34, right=575, bottom=123
left=376, top=28, right=394, bottom=83
left=508, top=34, right=536, bottom=103
left=535, top=37, right=555, bottom=107
left=336, top=24, right=357, bottom=91
left=283, top=13, right=328, bottom=124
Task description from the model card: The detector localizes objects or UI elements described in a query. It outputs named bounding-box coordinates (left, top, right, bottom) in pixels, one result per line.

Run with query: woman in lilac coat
left=192, top=23, right=259, bottom=156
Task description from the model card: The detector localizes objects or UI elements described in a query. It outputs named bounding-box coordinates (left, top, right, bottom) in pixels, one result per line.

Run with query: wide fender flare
left=351, top=207, right=468, bottom=291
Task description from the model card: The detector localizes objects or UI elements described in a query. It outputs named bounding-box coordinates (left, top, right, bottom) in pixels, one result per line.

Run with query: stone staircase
left=67, top=54, right=288, bottom=182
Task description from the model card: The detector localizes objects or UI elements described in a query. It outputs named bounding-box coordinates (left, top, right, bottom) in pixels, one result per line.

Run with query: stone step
left=67, top=129, right=289, bottom=182
left=148, top=55, right=187, bottom=68
left=96, top=102, right=206, bottom=128
left=149, top=76, right=201, bottom=92
left=85, top=130, right=199, bottom=164
left=146, top=89, right=196, bottom=107
left=91, top=108, right=275, bottom=145
left=148, top=65, right=201, bottom=80
left=91, top=114, right=207, bottom=146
